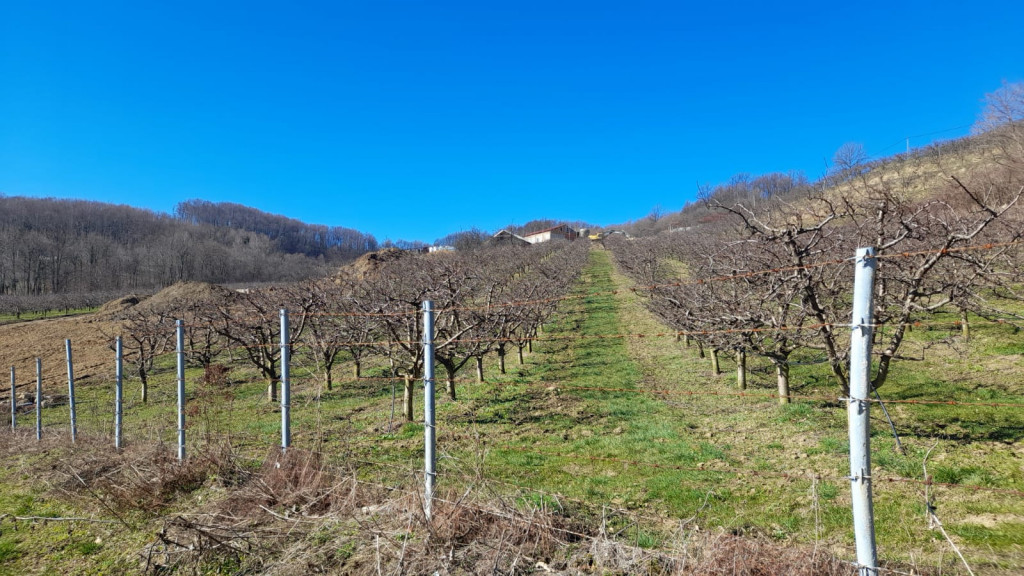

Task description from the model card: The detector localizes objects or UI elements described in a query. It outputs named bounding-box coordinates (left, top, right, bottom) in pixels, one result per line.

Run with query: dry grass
left=0, top=430, right=892, bottom=575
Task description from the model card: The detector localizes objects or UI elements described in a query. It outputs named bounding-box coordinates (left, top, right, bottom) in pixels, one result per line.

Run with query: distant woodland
left=0, top=197, right=378, bottom=298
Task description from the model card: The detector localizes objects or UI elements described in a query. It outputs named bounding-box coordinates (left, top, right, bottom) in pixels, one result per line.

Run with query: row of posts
left=6, top=251, right=877, bottom=570
left=7, top=311, right=295, bottom=460
left=9, top=338, right=76, bottom=436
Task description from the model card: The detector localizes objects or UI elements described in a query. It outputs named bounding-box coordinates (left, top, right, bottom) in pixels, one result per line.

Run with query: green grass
left=0, top=306, right=99, bottom=325
left=600, top=248, right=1024, bottom=568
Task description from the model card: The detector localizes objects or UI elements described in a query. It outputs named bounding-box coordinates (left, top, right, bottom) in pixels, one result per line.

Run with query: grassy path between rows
left=437, top=248, right=857, bottom=555
left=450, top=246, right=1023, bottom=573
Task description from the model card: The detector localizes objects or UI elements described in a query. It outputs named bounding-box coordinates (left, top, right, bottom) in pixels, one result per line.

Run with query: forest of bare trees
left=0, top=197, right=378, bottom=306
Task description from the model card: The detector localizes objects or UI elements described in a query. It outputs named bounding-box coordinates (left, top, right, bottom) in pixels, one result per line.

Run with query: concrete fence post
left=66, top=339, right=77, bottom=443
left=10, top=366, right=15, bottom=431
left=35, top=358, right=41, bottom=440
left=422, top=300, right=436, bottom=521
left=848, top=247, right=879, bottom=575
left=115, top=336, right=124, bottom=451
left=176, top=319, right=186, bottom=460
left=280, top=308, right=291, bottom=451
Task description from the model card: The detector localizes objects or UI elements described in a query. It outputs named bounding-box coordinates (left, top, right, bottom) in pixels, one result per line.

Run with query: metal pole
left=35, top=354, right=41, bottom=438
left=66, top=339, right=77, bottom=443
left=176, top=319, right=186, bottom=461
left=115, top=336, right=123, bottom=451
left=35, top=358, right=41, bottom=440
left=10, top=366, right=15, bottom=431
left=280, top=308, right=291, bottom=451
left=422, top=300, right=436, bottom=521
left=848, top=247, right=879, bottom=575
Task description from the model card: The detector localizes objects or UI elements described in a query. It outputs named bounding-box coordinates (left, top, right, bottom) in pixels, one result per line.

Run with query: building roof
left=492, top=229, right=528, bottom=240
left=522, top=224, right=576, bottom=238
left=489, top=230, right=531, bottom=245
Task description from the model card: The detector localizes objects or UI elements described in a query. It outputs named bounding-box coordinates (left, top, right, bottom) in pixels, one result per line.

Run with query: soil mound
left=344, top=248, right=409, bottom=280
left=97, top=294, right=143, bottom=315
left=143, top=282, right=236, bottom=312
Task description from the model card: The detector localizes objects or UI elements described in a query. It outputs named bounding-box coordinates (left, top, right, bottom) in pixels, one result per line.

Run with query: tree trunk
left=710, top=349, right=721, bottom=376
left=139, top=366, right=148, bottom=403
left=353, top=359, right=361, bottom=379
left=499, top=350, right=507, bottom=374
left=268, top=378, right=278, bottom=402
left=326, top=367, right=333, bottom=392
left=403, top=376, right=414, bottom=421
left=776, top=363, right=790, bottom=405
left=697, top=340, right=705, bottom=359
left=736, top=349, right=746, bottom=390
left=527, top=338, right=533, bottom=353
left=447, top=376, right=456, bottom=401
left=960, top=310, right=970, bottom=342
left=476, top=356, right=485, bottom=381
left=517, top=346, right=525, bottom=365
left=683, top=334, right=690, bottom=347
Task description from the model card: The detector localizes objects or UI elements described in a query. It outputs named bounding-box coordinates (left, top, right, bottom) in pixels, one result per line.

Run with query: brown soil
left=1, top=282, right=239, bottom=399
left=0, top=312, right=121, bottom=398
left=136, top=281, right=236, bottom=313
left=340, top=247, right=408, bottom=280
left=96, top=294, right=144, bottom=315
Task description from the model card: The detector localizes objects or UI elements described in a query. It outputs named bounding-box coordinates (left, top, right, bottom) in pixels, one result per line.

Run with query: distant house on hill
left=489, top=230, right=531, bottom=247
left=522, top=224, right=578, bottom=244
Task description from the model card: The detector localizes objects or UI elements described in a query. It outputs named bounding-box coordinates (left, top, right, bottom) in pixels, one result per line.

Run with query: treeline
left=174, top=199, right=377, bottom=260
left=0, top=196, right=378, bottom=298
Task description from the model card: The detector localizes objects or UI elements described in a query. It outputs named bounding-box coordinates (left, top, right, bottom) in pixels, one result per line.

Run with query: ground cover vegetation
left=2, top=238, right=1021, bottom=573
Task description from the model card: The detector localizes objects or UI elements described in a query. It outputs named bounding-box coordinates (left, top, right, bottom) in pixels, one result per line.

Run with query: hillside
left=0, top=196, right=378, bottom=302
left=619, top=123, right=1018, bottom=239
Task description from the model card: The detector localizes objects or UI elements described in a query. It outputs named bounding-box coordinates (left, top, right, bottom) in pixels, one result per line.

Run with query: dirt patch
left=0, top=282, right=240, bottom=399
left=96, top=294, right=144, bottom=316
left=140, top=282, right=236, bottom=312
left=962, top=513, right=1024, bottom=528
left=0, top=312, right=122, bottom=396
left=338, top=248, right=409, bottom=280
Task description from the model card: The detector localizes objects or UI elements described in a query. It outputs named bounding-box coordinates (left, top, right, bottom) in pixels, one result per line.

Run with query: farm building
left=522, top=224, right=578, bottom=244
left=489, top=230, right=531, bottom=247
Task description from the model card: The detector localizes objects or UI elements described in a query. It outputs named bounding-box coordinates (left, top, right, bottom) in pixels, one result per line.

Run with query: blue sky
left=2, top=1, right=1022, bottom=243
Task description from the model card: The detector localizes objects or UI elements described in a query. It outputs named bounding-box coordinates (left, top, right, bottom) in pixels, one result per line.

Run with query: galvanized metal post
left=115, top=336, right=123, bottom=451
left=422, top=300, right=436, bottom=521
left=280, top=308, right=291, bottom=451
left=66, top=339, right=77, bottom=443
left=176, top=319, right=186, bottom=460
left=10, top=366, right=15, bottom=431
left=848, top=247, right=879, bottom=575
left=35, top=358, right=41, bottom=440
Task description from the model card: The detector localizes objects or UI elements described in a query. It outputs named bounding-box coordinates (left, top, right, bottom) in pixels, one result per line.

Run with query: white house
left=521, top=224, right=578, bottom=244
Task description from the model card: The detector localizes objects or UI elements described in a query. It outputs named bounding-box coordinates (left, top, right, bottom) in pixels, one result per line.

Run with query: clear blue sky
left=2, top=1, right=1022, bottom=243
